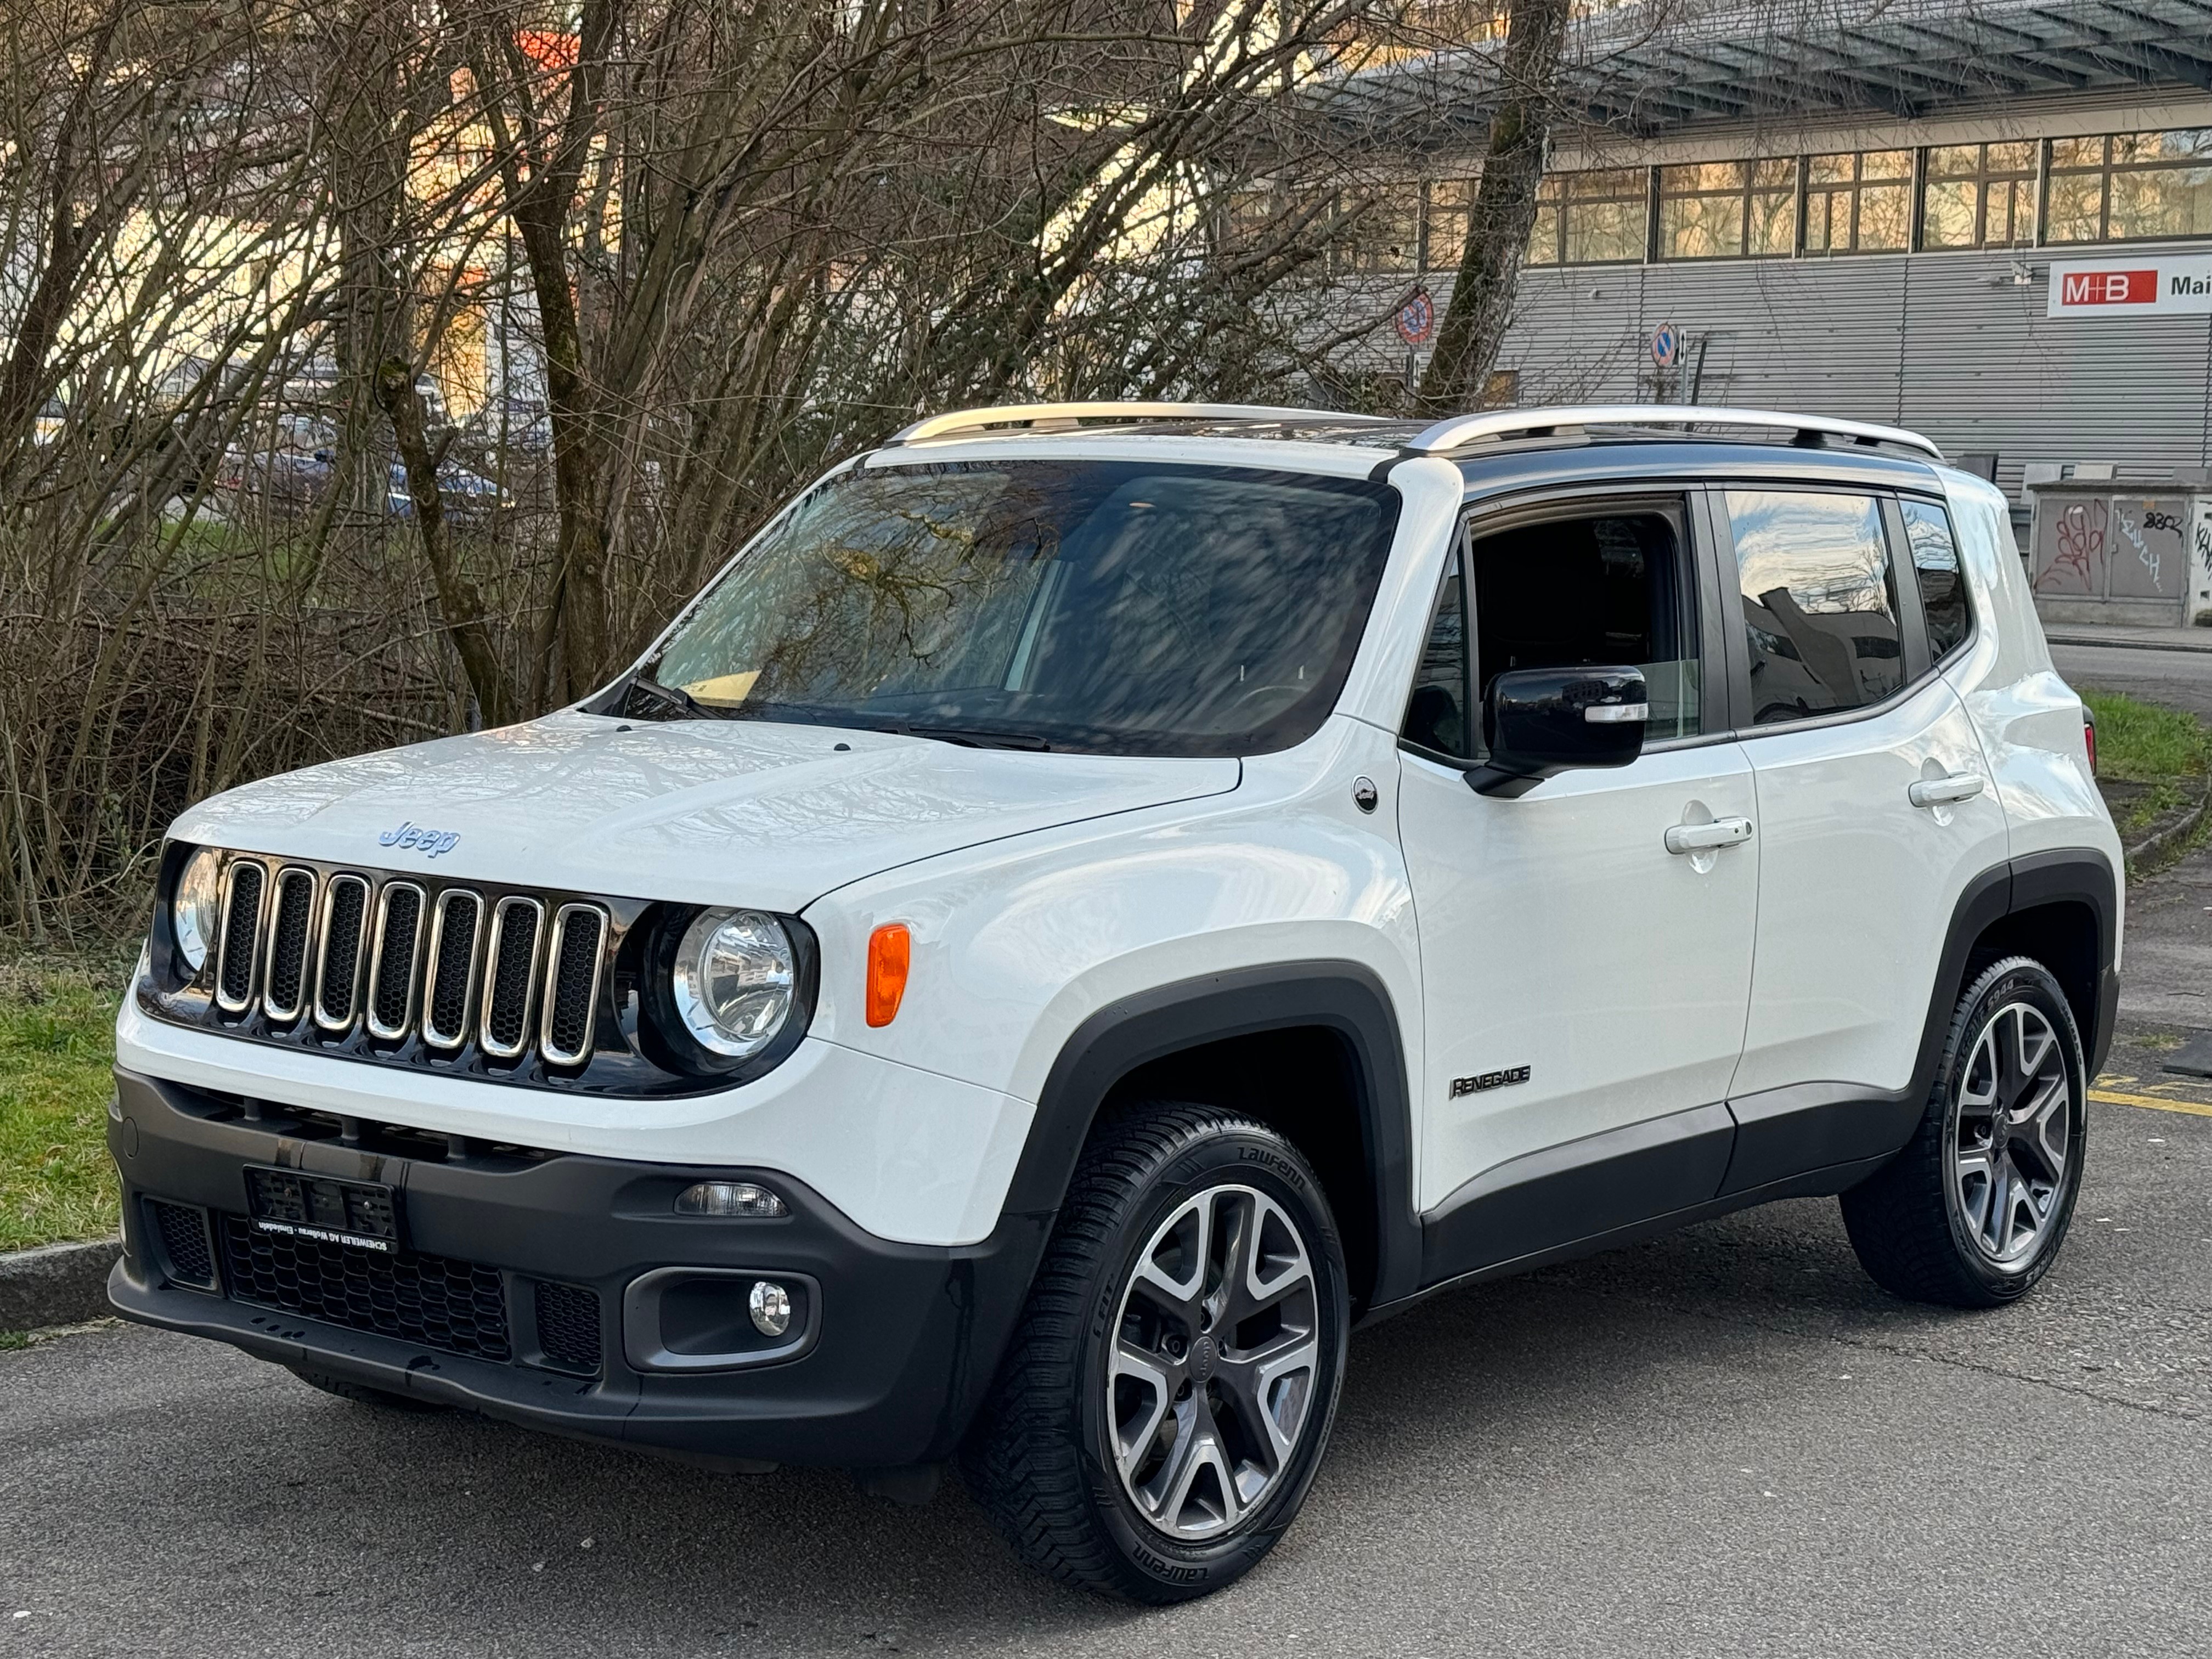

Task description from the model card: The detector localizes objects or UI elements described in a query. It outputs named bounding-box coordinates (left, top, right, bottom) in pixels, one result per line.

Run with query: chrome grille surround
left=261, top=866, right=319, bottom=1024
left=365, top=881, right=427, bottom=1041
left=313, top=873, right=372, bottom=1032
left=478, top=896, right=546, bottom=1060
left=420, top=888, right=484, bottom=1050
left=213, top=860, right=268, bottom=1013
left=144, top=848, right=803, bottom=1097
left=539, top=903, right=608, bottom=1066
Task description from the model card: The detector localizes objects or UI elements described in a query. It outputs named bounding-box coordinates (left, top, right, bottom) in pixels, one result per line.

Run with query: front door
left=1398, top=495, right=1759, bottom=1283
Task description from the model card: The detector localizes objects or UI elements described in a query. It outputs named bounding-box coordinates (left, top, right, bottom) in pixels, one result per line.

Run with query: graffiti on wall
left=2034, top=493, right=2193, bottom=601
left=2115, top=503, right=2160, bottom=589
left=2038, top=497, right=2106, bottom=594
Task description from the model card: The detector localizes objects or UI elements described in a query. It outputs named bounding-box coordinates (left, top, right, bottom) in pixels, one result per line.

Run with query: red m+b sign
left=2057, top=269, right=2157, bottom=307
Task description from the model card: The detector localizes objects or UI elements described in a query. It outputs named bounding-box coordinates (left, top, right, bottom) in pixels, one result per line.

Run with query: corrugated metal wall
left=1473, top=244, right=2212, bottom=496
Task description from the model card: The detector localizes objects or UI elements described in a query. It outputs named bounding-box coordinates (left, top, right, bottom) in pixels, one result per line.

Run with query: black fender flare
left=1909, top=848, right=2120, bottom=1106
left=998, top=960, right=1423, bottom=1313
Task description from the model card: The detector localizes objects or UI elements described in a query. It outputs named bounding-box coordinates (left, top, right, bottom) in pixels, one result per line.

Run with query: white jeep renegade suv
left=111, top=402, right=2121, bottom=1602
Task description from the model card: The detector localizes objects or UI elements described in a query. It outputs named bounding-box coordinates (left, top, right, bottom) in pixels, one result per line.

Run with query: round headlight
left=672, top=909, right=795, bottom=1059
left=172, top=847, right=223, bottom=973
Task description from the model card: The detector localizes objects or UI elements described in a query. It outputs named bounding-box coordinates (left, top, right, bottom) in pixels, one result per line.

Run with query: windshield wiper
left=903, top=724, right=1053, bottom=752
left=624, top=671, right=720, bottom=721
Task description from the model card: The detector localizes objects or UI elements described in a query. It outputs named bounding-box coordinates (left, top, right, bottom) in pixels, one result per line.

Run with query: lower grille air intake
left=314, top=874, right=370, bottom=1030
left=146, top=1199, right=217, bottom=1289
left=367, top=883, right=425, bottom=1039
left=480, top=897, right=543, bottom=1059
left=215, top=861, right=266, bottom=1011
left=533, top=1280, right=603, bottom=1374
left=262, top=867, right=317, bottom=1022
left=219, top=1216, right=511, bottom=1361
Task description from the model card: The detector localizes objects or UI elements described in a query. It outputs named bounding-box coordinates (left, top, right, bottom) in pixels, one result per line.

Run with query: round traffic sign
left=1396, top=290, right=1436, bottom=346
left=1650, top=323, right=1680, bottom=366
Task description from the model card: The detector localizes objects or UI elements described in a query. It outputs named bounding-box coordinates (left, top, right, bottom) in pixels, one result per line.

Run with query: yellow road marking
left=2089, top=1087, right=2212, bottom=1118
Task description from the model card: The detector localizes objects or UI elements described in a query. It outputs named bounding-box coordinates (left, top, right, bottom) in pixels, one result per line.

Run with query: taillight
left=2084, top=712, right=2097, bottom=775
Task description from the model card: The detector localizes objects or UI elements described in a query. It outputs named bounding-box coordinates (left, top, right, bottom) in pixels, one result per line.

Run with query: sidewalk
left=2041, top=622, right=2212, bottom=654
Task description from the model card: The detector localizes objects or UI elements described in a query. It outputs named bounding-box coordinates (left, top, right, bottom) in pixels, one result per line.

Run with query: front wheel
left=963, top=1103, right=1349, bottom=1603
left=1841, top=956, right=2087, bottom=1307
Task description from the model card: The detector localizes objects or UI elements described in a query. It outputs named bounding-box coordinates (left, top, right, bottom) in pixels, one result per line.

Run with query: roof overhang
left=1322, top=0, right=2212, bottom=146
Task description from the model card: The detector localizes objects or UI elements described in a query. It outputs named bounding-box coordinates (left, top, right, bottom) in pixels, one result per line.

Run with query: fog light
left=674, top=1181, right=788, bottom=1218
left=749, top=1279, right=792, bottom=1337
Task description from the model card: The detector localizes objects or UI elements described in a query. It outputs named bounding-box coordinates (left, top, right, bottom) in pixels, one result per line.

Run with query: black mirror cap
left=1467, top=666, right=1648, bottom=798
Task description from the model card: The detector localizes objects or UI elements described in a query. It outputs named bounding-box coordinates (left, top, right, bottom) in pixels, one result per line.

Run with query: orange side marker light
left=866, top=923, right=911, bottom=1027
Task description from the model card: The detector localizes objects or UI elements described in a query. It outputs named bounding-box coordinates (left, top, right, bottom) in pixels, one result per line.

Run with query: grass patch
left=2080, top=689, right=2212, bottom=834
left=0, top=950, right=133, bottom=1251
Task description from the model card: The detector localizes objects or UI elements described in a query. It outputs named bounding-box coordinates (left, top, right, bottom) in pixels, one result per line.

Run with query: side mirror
left=1466, top=666, right=1648, bottom=798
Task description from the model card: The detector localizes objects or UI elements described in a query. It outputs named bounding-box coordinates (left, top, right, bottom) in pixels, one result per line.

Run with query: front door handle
left=1664, top=816, right=1753, bottom=854
left=1909, top=774, right=1985, bottom=809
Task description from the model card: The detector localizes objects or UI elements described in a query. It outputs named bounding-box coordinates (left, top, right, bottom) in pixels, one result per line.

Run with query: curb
left=2124, top=777, right=2212, bottom=868
left=0, top=1239, right=121, bottom=1332
left=2046, top=632, right=2212, bottom=656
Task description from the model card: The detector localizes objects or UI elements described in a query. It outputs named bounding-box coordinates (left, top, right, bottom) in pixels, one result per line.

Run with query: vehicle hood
left=171, top=712, right=1241, bottom=912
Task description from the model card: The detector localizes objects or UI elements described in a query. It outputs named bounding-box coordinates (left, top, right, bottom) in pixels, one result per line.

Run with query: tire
left=1841, top=956, right=2087, bottom=1308
left=285, top=1366, right=447, bottom=1413
left=962, top=1103, right=1350, bottom=1604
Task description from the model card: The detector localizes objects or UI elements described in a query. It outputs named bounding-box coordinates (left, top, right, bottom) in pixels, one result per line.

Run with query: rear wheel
left=1841, top=956, right=2087, bottom=1307
left=963, top=1103, right=1348, bottom=1602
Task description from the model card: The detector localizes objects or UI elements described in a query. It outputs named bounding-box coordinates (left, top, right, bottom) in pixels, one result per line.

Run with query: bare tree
left=1415, top=0, right=1571, bottom=413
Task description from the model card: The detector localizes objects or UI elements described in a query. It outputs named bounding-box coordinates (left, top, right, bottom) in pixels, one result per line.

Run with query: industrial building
left=1325, top=0, right=2212, bottom=622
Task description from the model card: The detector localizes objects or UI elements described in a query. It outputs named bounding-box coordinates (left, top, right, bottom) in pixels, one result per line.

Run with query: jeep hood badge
left=378, top=821, right=460, bottom=857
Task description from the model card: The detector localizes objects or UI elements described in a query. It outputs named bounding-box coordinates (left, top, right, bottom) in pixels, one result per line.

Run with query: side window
left=1402, top=549, right=1471, bottom=758
left=1900, top=498, right=1972, bottom=661
left=1466, top=507, right=1701, bottom=742
left=1726, top=489, right=1903, bottom=724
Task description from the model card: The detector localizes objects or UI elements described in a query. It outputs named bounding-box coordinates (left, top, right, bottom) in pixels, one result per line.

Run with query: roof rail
left=887, top=400, right=1390, bottom=445
left=1404, top=404, right=1944, bottom=461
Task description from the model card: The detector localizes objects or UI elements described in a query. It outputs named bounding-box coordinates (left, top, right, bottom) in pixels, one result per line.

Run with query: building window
left=1218, top=187, right=1283, bottom=253
left=1805, top=150, right=1912, bottom=253
left=1657, top=159, right=1797, bottom=259
left=1921, top=141, right=2036, bottom=248
left=1527, top=168, right=1648, bottom=266
left=1341, top=185, right=1423, bottom=272
left=1425, top=178, right=1474, bottom=271
left=2047, top=128, right=2212, bottom=243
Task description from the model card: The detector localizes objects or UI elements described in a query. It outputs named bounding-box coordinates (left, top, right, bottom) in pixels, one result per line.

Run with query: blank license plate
left=244, top=1166, right=401, bottom=1253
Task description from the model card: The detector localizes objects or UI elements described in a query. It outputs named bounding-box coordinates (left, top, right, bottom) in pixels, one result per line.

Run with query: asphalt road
left=2052, top=637, right=2212, bottom=1029
left=2051, top=641, right=2212, bottom=724
left=5, top=637, right=2207, bottom=1658
left=6, top=1060, right=2210, bottom=1659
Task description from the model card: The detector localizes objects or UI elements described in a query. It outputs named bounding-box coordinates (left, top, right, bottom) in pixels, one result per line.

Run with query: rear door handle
left=1909, top=774, right=1985, bottom=808
left=1664, top=816, right=1753, bottom=854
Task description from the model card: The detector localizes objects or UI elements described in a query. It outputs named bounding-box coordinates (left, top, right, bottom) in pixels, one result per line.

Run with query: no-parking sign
left=1395, top=290, right=1435, bottom=346
left=1650, top=323, right=1681, bottom=366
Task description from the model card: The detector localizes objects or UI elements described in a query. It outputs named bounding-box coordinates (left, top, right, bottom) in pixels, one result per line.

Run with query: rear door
left=1716, top=484, right=2010, bottom=1186
left=1398, top=489, right=1759, bottom=1277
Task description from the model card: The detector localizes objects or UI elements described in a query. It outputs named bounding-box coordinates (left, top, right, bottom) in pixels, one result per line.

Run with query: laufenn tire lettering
left=1131, top=1543, right=1207, bottom=1582
left=1451, top=1065, right=1530, bottom=1098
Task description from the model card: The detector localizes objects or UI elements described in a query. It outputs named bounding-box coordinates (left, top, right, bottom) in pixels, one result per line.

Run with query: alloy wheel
left=1105, top=1184, right=1321, bottom=1540
left=1951, top=1001, right=2073, bottom=1268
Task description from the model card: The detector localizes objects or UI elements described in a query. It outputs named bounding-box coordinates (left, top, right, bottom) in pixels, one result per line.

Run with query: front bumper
left=108, top=1068, right=1050, bottom=1468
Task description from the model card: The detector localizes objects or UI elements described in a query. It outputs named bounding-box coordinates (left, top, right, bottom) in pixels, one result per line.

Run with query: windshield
left=641, top=459, right=1401, bottom=757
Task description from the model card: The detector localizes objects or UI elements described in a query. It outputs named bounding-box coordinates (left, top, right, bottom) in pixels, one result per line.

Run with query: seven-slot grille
left=207, top=858, right=606, bottom=1069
